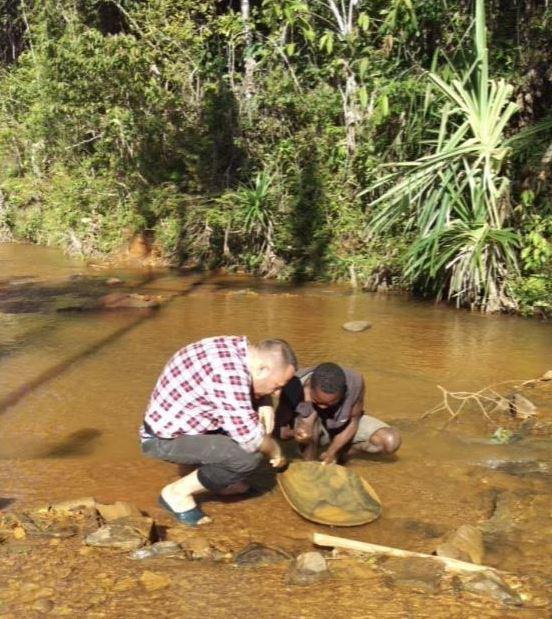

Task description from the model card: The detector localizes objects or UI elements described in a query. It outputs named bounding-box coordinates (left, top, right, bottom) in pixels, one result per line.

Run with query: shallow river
left=0, top=243, right=551, bottom=617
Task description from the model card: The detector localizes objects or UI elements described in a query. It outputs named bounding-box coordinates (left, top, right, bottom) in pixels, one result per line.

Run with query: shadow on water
left=39, top=428, right=103, bottom=458
left=0, top=272, right=212, bottom=414
left=0, top=272, right=161, bottom=315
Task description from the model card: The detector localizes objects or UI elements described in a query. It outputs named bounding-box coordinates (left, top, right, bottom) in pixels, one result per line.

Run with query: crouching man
left=275, top=362, right=401, bottom=465
left=140, top=336, right=297, bottom=526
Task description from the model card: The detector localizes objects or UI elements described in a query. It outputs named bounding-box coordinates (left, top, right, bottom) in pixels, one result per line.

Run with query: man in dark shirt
left=275, top=362, right=401, bottom=465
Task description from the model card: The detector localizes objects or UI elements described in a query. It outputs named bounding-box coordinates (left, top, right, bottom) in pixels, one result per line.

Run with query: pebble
left=13, top=526, right=26, bottom=540
left=129, top=541, right=182, bottom=560
left=32, top=598, right=54, bottom=613
left=295, top=552, right=327, bottom=573
left=113, top=577, right=136, bottom=592
left=186, top=537, right=212, bottom=560
left=139, top=570, right=171, bottom=592
left=342, top=321, right=372, bottom=332
left=285, top=552, right=329, bottom=586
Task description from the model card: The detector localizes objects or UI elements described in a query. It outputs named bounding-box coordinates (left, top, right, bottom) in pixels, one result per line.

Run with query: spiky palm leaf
left=363, top=0, right=551, bottom=310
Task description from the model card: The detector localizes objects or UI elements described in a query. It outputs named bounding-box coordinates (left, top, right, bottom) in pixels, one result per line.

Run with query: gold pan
left=277, top=461, right=382, bottom=527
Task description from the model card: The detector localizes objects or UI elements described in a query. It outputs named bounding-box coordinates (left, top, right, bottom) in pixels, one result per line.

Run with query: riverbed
left=0, top=243, right=551, bottom=617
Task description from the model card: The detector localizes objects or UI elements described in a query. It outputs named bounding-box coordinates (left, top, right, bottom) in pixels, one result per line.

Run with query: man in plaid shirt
left=141, top=336, right=297, bottom=526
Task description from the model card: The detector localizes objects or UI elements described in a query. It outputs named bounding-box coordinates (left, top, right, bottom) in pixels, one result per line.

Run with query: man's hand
left=270, top=450, right=287, bottom=469
left=279, top=425, right=295, bottom=441
left=258, top=405, right=275, bottom=435
left=295, top=417, right=314, bottom=444
left=258, top=435, right=286, bottom=469
left=294, top=426, right=312, bottom=443
left=319, top=451, right=336, bottom=466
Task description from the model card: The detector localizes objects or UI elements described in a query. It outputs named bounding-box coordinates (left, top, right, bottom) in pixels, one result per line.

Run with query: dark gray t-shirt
left=281, top=366, right=364, bottom=431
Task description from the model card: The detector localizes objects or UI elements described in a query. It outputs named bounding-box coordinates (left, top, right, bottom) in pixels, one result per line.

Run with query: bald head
left=248, top=338, right=297, bottom=398
left=254, top=339, right=297, bottom=371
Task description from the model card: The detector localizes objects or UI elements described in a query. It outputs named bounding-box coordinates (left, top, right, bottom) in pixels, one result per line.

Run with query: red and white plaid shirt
left=140, top=336, right=264, bottom=451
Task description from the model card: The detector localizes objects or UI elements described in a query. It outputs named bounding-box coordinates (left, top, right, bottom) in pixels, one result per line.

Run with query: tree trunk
left=343, top=67, right=359, bottom=158
left=241, top=0, right=256, bottom=105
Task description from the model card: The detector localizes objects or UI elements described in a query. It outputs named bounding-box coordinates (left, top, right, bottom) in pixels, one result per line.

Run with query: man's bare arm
left=258, top=435, right=286, bottom=468
left=256, top=395, right=275, bottom=435
left=295, top=412, right=319, bottom=461
left=322, top=380, right=365, bottom=464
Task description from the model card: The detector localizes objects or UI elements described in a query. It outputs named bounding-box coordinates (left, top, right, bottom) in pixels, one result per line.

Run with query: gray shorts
left=319, top=415, right=389, bottom=450
left=141, top=432, right=263, bottom=492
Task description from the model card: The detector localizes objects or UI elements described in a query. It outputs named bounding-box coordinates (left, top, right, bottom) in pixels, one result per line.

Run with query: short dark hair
left=256, top=338, right=298, bottom=370
left=311, top=362, right=346, bottom=395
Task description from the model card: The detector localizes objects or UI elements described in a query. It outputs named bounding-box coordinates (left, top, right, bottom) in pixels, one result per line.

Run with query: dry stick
left=421, top=377, right=541, bottom=423
left=312, top=532, right=499, bottom=575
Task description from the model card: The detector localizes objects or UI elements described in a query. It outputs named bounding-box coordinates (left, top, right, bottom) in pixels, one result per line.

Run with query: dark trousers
left=141, top=433, right=263, bottom=492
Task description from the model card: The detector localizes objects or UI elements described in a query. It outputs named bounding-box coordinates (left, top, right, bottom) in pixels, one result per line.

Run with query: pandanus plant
left=363, top=0, right=551, bottom=311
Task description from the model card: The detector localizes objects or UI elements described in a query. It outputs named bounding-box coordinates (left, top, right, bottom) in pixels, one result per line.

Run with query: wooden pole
left=312, top=532, right=498, bottom=575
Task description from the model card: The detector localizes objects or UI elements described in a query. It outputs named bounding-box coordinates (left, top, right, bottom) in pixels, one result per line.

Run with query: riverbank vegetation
left=0, top=0, right=550, bottom=314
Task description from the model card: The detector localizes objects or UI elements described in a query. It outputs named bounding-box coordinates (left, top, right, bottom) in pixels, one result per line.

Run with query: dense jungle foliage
left=0, top=0, right=550, bottom=314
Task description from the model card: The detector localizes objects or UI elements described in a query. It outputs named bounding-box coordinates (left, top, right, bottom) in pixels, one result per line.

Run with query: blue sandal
left=158, top=495, right=210, bottom=527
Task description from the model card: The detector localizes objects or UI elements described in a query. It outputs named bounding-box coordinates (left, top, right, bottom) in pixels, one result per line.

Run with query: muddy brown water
left=0, top=243, right=551, bottom=618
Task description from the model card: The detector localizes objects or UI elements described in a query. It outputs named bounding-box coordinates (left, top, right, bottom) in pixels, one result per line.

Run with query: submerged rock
left=96, top=501, right=143, bottom=522
left=32, top=598, right=55, bottom=613
left=455, top=571, right=522, bottom=606
left=139, top=570, right=171, bottom=592
left=130, top=541, right=183, bottom=560
left=234, top=543, right=291, bottom=567
left=35, top=497, right=96, bottom=514
left=183, top=536, right=213, bottom=560
left=436, top=524, right=485, bottom=564
left=342, top=320, right=372, bottom=332
left=508, top=392, right=537, bottom=418
left=85, top=515, right=154, bottom=551
left=379, top=557, right=444, bottom=594
left=484, top=459, right=552, bottom=478
left=285, top=552, right=329, bottom=586
left=400, top=519, right=446, bottom=539
left=97, top=292, right=164, bottom=309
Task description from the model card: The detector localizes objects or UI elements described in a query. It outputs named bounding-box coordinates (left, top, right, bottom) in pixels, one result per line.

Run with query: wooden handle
left=312, top=532, right=496, bottom=574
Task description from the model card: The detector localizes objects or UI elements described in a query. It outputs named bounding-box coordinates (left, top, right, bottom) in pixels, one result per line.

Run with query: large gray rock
left=85, top=515, right=154, bottom=551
